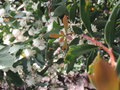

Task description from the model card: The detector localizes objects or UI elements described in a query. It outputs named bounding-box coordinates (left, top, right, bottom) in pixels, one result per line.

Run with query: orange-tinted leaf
left=63, top=15, right=68, bottom=30
left=59, top=37, right=64, bottom=42
left=89, top=54, right=119, bottom=90
left=62, top=39, right=67, bottom=50
left=49, top=33, right=62, bottom=38
left=60, top=31, right=65, bottom=35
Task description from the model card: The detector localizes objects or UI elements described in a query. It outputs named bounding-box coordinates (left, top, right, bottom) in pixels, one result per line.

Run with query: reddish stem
left=2, top=16, right=22, bottom=19
left=82, top=34, right=116, bottom=66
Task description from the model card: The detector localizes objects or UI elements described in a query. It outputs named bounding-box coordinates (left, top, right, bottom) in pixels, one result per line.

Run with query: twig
left=81, top=34, right=116, bottom=66
left=2, top=16, right=22, bottom=19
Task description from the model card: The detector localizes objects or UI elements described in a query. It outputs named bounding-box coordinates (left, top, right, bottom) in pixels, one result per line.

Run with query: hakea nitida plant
left=49, top=15, right=73, bottom=50
left=82, top=34, right=119, bottom=90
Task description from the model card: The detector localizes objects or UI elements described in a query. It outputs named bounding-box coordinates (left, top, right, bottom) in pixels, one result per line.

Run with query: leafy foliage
left=104, top=1, right=120, bottom=47
left=0, top=0, right=119, bottom=89
left=65, top=44, right=98, bottom=73
left=80, top=0, right=93, bottom=36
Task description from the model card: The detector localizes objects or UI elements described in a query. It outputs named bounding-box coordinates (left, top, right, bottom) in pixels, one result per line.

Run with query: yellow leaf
left=89, top=53, right=119, bottom=90
left=85, top=0, right=89, bottom=10
left=49, top=33, right=62, bottom=38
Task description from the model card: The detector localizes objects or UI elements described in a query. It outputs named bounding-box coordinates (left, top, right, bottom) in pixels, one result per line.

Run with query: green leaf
left=94, top=20, right=107, bottom=30
left=104, top=2, right=120, bottom=47
left=0, top=45, right=5, bottom=50
left=70, top=3, right=77, bottom=22
left=56, top=0, right=67, bottom=5
left=65, top=44, right=98, bottom=73
left=13, top=58, right=28, bottom=74
left=35, top=82, right=48, bottom=87
left=44, top=21, right=62, bottom=38
left=116, top=56, right=120, bottom=77
left=54, top=5, right=67, bottom=16
left=36, top=53, right=45, bottom=65
left=9, top=44, right=24, bottom=54
left=72, top=26, right=82, bottom=34
left=79, top=0, right=93, bottom=36
left=0, top=70, right=4, bottom=81
left=0, top=46, right=10, bottom=54
left=86, top=50, right=97, bottom=71
left=0, top=53, right=15, bottom=69
left=115, top=24, right=120, bottom=37
left=113, top=46, right=120, bottom=57
left=0, top=46, right=15, bottom=69
left=6, top=70, right=24, bottom=86
left=70, top=38, right=80, bottom=45
left=15, top=12, right=25, bottom=18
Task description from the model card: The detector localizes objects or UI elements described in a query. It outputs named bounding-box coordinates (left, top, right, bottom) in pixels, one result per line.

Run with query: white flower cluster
left=3, top=34, right=13, bottom=45
left=23, top=49, right=36, bottom=58
left=0, top=1, right=62, bottom=88
left=0, top=8, right=5, bottom=17
left=25, top=74, right=42, bottom=86
left=12, top=29, right=28, bottom=43
left=91, top=24, right=97, bottom=32
left=47, top=17, right=57, bottom=32
left=33, top=38, right=46, bottom=50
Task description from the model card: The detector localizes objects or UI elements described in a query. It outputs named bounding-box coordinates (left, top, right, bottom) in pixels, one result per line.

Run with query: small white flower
left=12, top=29, right=21, bottom=37
left=47, top=17, right=57, bottom=32
left=53, top=47, right=61, bottom=56
left=23, top=49, right=36, bottom=57
left=97, top=0, right=101, bottom=4
left=27, top=61, right=32, bottom=71
left=3, top=39, right=11, bottom=45
left=38, top=44, right=46, bottom=50
left=42, top=15, right=47, bottom=22
left=12, top=29, right=28, bottom=42
left=22, top=10, right=32, bottom=17
left=33, top=38, right=46, bottom=50
left=19, top=17, right=27, bottom=27
left=32, top=63, right=40, bottom=70
left=26, top=11, right=32, bottom=17
left=16, top=66, right=23, bottom=75
left=17, top=34, right=27, bottom=42
left=33, top=38, right=41, bottom=46
left=3, top=34, right=13, bottom=45
left=0, top=66, right=6, bottom=70
left=47, top=23, right=53, bottom=32
left=91, top=24, right=97, bottom=32
left=28, top=27, right=35, bottom=36
left=17, top=3, right=25, bottom=11
left=32, top=2, right=39, bottom=11
left=8, top=0, right=15, bottom=2
left=10, top=6, right=16, bottom=11
left=0, top=8, right=5, bottom=17
left=79, top=40, right=84, bottom=45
